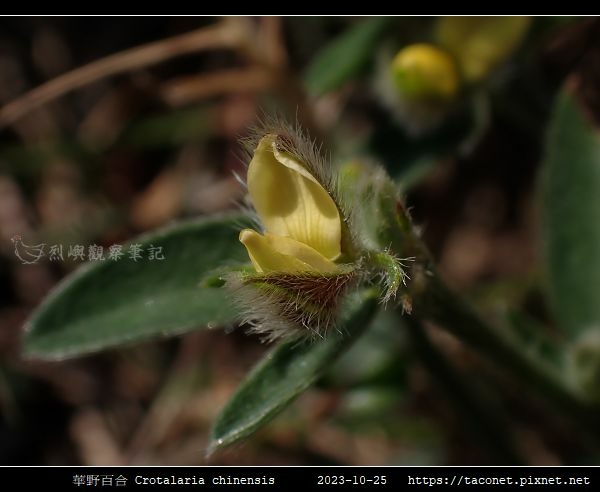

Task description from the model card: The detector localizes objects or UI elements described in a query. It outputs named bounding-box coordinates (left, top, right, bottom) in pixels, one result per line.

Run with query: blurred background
left=0, top=16, right=598, bottom=465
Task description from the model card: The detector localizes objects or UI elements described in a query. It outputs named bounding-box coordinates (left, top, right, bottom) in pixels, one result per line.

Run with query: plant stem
left=404, top=315, right=524, bottom=464
left=417, top=274, right=600, bottom=435
left=374, top=182, right=600, bottom=441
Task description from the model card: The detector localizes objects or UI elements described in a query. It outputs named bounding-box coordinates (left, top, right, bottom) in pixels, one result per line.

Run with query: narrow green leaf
left=209, top=290, right=379, bottom=452
left=304, top=17, right=392, bottom=96
left=541, top=89, right=600, bottom=339
left=24, top=214, right=250, bottom=359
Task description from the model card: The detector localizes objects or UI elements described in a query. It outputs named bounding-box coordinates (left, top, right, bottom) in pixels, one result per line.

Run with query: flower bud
left=435, top=16, right=531, bottom=83
left=390, top=43, right=460, bottom=104
left=377, top=43, right=461, bottom=135
left=231, top=125, right=359, bottom=341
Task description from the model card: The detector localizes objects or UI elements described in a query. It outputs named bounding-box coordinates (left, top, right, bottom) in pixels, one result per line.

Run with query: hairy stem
left=404, top=315, right=524, bottom=464
left=417, top=274, right=600, bottom=434
left=375, top=178, right=600, bottom=441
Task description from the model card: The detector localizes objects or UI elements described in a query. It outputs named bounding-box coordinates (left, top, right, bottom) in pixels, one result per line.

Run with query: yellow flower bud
left=240, top=133, right=343, bottom=274
left=435, top=16, right=531, bottom=83
left=232, top=129, right=357, bottom=341
left=390, top=43, right=460, bottom=103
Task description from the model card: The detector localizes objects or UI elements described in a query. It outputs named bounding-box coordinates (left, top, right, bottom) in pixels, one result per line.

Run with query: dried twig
left=161, top=67, right=273, bottom=106
left=0, top=20, right=246, bottom=129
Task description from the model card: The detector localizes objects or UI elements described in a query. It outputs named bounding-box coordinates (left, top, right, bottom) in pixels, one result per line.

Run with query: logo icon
left=11, top=234, right=46, bottom=264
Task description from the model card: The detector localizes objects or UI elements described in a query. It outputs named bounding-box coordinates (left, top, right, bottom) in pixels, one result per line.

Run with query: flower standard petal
left=247, top=135, right=342, bottom=261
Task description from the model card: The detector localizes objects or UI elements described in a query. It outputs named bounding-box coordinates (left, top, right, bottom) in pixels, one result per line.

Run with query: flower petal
left=263, top=233, right=339, bottom=273
left=247, top=135, right=341, bottom=260
left=239, top=229, right=338, bottom=273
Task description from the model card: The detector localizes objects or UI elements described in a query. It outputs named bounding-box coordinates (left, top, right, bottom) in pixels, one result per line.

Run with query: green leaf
left=541, top=89, right=600, bottom=339
left=304, top=17, right=392, bottom=96
left=328, top=309, right=408, bottom=388
left=24, top=214, right=250, bottom=359
left=209, top=290, right=379, bottom=452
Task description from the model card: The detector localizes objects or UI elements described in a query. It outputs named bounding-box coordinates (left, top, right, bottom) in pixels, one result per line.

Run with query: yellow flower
left=435, top=16, right=530, bottom=83
left=390, top=44, right=460, bottom=103
left=240, top=134, right=342, bottom=274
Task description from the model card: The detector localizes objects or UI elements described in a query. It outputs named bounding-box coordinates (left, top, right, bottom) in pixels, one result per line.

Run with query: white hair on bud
left=228, top=116, right=419, bottom=340
left=226, top=270, right=356, bottom=343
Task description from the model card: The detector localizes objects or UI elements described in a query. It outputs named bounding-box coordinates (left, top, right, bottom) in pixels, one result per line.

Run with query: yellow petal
left=435, top=16, right=530, bottom=83
left=239, top=229, right=338, bottom=273
left=390, top=44, right=460, bottom=102
left=247, top=135, right=341, bottom=261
